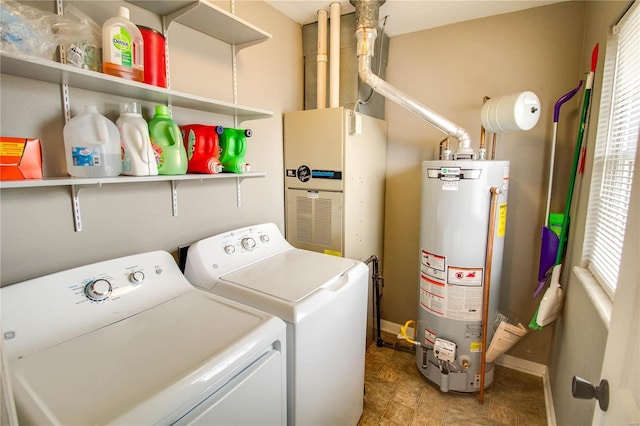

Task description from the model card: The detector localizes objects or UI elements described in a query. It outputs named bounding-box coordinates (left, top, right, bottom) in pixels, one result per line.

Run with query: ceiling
left=264, top=0, right=562, bottom=37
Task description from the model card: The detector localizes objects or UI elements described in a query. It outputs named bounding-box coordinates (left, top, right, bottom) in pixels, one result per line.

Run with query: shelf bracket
left=236, top=177, right=242, bottom=207
left=71, top=184, right=83, bottom=232
left=171, top=180, right=179, bottom=216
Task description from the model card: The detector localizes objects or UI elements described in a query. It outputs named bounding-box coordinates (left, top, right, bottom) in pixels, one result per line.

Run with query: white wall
left=0, top=1, right=302, bottom=285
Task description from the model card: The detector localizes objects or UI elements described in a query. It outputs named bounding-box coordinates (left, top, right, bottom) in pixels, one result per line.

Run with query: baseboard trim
left=379, top=320, right=556, bottom=425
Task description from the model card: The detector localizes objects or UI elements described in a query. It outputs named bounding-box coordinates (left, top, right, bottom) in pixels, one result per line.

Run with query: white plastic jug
left=116, top=102, right=158, bottom=176
left=64, top=105, right=122, bottom=177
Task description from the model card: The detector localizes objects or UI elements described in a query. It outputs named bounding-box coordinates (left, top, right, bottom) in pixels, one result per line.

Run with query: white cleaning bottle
left=63, top=105, right=122, bottom=177
left=102, top=6, right=144, bottom=82
left=116, top=102, right=158, bottom=176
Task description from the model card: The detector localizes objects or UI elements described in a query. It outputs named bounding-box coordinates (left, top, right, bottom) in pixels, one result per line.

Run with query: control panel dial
left=129, top=271, right=145, bottom=284
left=241, top=237, right=256, bottom=251
left=260, top=235, right=270, bottom=243
left=224, top=245, right=236, bottom=254
left=85, top=279, right=113, bottom=302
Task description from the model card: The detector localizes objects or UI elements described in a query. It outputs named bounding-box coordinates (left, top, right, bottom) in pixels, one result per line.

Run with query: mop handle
left=545, top=81, right=583, bottom=226
left=554, top=81, right=583, bottom=123
left=556, top=44, right=599, bottom=265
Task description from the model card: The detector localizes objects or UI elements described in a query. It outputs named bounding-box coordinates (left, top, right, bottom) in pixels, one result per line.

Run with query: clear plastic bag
left=0, top=1, right=100, bottom=66
left=59, top=5, right=102, bottom=71
left=0, top=0, right=61, bottom=59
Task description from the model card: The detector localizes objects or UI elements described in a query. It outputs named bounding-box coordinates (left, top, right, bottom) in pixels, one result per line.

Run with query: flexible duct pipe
left=351, top=0, right=473, bottom=157
left=317, top=9, right=328, bottom=109
left=329, top=2, right=340, bottom=107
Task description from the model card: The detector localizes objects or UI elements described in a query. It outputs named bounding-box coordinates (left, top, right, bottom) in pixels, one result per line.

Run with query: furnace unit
left=284, top=107, right=386, bottom=264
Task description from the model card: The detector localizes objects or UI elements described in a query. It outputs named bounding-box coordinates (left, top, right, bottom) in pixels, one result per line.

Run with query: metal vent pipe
left=350, top=0, right=474, bottom=157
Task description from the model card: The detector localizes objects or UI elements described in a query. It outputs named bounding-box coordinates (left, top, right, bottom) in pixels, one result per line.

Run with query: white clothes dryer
left=184, top=223, right=368, bottom=426
left=1, top=251, right=287, bottom=425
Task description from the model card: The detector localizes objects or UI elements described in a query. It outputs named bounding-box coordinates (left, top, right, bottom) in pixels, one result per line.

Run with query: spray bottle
left=148, top=105, right=188, bottom=175
left=219, top=127, right=252, bottom=173
left=116, top=102, right=158, bottom=176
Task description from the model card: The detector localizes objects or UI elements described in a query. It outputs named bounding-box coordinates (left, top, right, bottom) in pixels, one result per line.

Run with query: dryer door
left=175, top=349, right=284, bottom=425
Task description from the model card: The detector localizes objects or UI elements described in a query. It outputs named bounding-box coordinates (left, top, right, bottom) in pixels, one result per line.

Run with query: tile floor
left=359, top=333, right=548, bottom=426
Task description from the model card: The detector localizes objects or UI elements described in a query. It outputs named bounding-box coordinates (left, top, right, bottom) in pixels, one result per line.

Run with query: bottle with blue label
left=219, top=127, right=252, bottom=173
left=148, top=105, right=188, bottom=175
left=63, top=105, right=122, bottom=177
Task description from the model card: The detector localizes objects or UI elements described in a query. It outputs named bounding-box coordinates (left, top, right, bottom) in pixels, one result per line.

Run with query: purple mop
left=534, top=81, right=582, bottom=297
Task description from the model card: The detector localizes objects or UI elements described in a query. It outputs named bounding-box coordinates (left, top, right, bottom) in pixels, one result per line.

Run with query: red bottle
left=180, top=124, right=224, bottom=174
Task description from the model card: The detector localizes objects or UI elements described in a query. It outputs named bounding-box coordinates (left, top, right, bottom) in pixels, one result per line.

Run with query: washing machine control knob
left=224, top=245, right=236, bottom=254
left=129, top=271, right=145, bottom=284
left=85, top=279, right=112, bottom=302
left=260, top=235, right=270, bottom=243
left=241, top=237, right=256, bottom=251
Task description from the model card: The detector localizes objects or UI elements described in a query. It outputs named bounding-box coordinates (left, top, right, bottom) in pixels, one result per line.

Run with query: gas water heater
left=416, top=160, right=509, bottom=392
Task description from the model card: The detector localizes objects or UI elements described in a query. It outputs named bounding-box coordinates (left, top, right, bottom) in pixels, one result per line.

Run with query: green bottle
left=219, top=127, right=252, bottom=173
left=148, top=105, right=188, bottom=175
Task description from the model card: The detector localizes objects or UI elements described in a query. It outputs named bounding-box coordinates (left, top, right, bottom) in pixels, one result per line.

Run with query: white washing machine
left=1, top=250, right=287, bottom=425
left=184, top=223, right=369, bottom=426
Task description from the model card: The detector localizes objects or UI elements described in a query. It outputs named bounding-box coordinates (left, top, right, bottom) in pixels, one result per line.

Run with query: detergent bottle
left=219, top=127, right=252, bottom=173
left=63, top=105, right=122, bottom=177
left=180, top=124, right=223, bottom=174
left=116, top=102, right=158, bottom=176
left=148, top=105, right=188, bottom=175
left=102, top=6, right=144, bottom=82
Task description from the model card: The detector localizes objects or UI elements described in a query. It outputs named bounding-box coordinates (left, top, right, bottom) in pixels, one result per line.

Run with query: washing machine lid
left=8, top=289, right=282, bottom=425
left=220, top=249, right=358, bottom=302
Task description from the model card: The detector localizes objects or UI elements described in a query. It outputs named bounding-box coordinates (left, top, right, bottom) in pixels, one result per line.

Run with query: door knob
left=572, top=376, right=609, bottom=411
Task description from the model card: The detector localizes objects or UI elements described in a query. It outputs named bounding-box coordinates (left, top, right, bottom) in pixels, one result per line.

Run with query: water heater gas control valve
left=434, top=338, right=456, bottom=363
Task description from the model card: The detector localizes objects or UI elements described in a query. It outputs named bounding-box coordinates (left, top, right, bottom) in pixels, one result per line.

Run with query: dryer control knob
left=85, top=279, right=112, bottom=302
left=129, top=271, right=145, bottom=284
left=224, top=245, right=236, bottom=254
left=241, top=237, right=256, bottom=251
left=260, top=235, right=270, bottom=243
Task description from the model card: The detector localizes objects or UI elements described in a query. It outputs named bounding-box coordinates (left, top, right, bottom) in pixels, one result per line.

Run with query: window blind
left=583, top=1, right=640, bottom=295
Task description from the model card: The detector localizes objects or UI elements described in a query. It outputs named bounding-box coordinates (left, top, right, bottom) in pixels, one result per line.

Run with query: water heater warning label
left=447, top=267, right=482, bottom=286
left=420, top=275, right=445, bottom=316
left=421, top=250, right=446, bottom=282
left=446, top=266, right=483, bottom=321
left=498, top=203, right=507, bottom=237
left=419, top=252, right=484, bottom=321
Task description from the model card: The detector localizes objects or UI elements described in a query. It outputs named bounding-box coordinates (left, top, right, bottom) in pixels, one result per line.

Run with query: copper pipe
left=491, top=133, right=497, bottom=160
left=479, top=97, right=490, bottom=155
left=439, top=137, right=450, bottom=160
left=479, top=187, right=501, bottom=405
